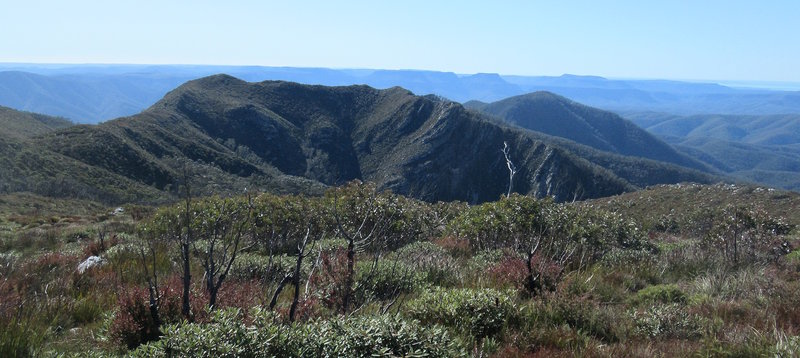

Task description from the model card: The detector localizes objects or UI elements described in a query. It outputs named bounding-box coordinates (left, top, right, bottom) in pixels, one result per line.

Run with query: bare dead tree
left=502, top=141, right=517, bottom=198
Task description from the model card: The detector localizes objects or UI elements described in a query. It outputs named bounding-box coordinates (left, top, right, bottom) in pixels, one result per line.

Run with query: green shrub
left=467, top=249, right=507, bottom=272
left=71, top=296, right=105, bottom=325
left=448, top=194, right=555, bottom=251
left=699, top=329, right=778, bottom=358
left=522, top=298, right=626, bottom=343
left=229, top=253, right=297, bottom=282
left=691, top=267, right=771, bottom=303
left=131, top=308, right=464, bottom=358
left=0, top=315, right=45, bottom=358
left=131, top=308, right=252, bottom=358
left=0, top=252, right=20, bottom=277
left=703, top=205, right=794, bottom=266
left=631, top=303, right=702, bottom=339
left=449, top=195, right=650, bottom=274
left=599, top=247, right=657, bottom=269
left=406, top=287, right=515, bottom=341
left=356, top=259, right=424, bottom=301
left=110, top=277, right=206, bottom=349
left=302, top=314, right=464, bottom=357
left=395, top=241, right=461, bottom=286
left=775, top=333, right=800, bottom=357
left=787, top=249, right=800, bottom=271
left=632, top=284, right=687, bottom=306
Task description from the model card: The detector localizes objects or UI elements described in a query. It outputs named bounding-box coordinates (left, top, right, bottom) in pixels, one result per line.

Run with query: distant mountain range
left=625, top=112, right=800, bottom=191
left=3, top=64, right=797, bottom=195
left=1, top=64, right=799, bottom=124
left=0, top=75, right=719, bottom=204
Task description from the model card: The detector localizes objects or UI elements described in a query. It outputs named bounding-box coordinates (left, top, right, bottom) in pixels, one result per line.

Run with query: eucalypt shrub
left=407, top=287, right=517, bottom=342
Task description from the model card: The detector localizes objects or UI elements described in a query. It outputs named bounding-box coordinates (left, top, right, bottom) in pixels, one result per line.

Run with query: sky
left=2, top=0, right=799, bottom=82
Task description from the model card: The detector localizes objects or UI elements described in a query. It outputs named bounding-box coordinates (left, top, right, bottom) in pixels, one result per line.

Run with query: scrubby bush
left=0, top=314, right=44, bottom=358
left=599, top=246, right=657, bottom=269
left=406, top=287, right=516, bottom=341
left=632, top=284, right=688, bottom=306
left=110, top=277, right=206, bottom=349
left=229, top=252, right=297, bottom=282
left=355, top=259, right=423, bottom=301
left=631, top=303, right=702, bottom=339
left=131, top=308, right=254, bottom=358
left=690, top=267, right=772, bottom=303
left=131, top=308, right=464, bottom=357
left=703, top=205, right=794, bottom=266
left=322, top=181, right=439, bottom=252
left=70, top=295, right=105, bottom=325
left=486, top=253, right=528, bottom=291
left=787, top=249, right=800, bottom=268
left=522, top=298, right=626, bottom=344
left=394, top=240, right=461, bottom=286
left=775, top=333, right=800, bottom=357
left=303, top=314, right=464, bottom=357
left=450, top=195, right=651, bottom=296
left=468, top=249, right=506, bottom=272
left=448, top=194, right=555, bottom=251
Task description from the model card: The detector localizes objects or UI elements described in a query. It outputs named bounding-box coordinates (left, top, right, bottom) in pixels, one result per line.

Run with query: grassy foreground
left=1, top=182, right=799, bottom=357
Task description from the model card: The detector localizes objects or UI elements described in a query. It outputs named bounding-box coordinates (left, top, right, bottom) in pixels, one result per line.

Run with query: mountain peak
left=468, top=72, right=503, bottom=79
left=184, top=73, right=247, bottom=89
left=559, top=74, right=607, bottom=80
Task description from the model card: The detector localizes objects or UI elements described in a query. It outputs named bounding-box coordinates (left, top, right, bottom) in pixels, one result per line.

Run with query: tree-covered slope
left=36, top=75, right=631, bottom=202
left=627, top=112, right=800, bottom=146
left=625, top=112, right=800, bottom=191
left=467, top=92, right=710, bottom=172
left=0, top=105, right=72, bottom=140
left=3, top=75, right=721, bottom=204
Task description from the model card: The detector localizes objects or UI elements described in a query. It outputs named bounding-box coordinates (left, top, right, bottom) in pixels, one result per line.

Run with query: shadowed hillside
left=2, top=75, right=720, bottom=204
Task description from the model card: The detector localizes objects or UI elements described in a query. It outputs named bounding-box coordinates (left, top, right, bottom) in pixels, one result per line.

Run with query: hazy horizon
left=3, top=61, right=800, bottom=92
left=2, top=1, right=799, bottom=83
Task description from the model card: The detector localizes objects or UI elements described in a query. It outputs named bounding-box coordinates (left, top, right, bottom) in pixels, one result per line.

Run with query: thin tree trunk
left=208, top=279, right=218, bottom=310
left=289, top=254, right=303, bottom=322
left=526, top=250, right=537, bottom=293
left=181, top=242, right=192, bottom=319
left=269, top=274, right=292, bottom=310
left=181, top=176, right=193, bottom=320
left=342, top=240, right=355, bottom=314
left=147, top=282, right=161, bottom=329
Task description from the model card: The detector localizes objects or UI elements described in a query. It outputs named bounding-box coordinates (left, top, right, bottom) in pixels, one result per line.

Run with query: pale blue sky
left=2, top=0, right=798, bottom=82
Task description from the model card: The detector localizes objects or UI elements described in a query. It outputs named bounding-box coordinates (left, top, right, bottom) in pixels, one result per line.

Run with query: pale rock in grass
left=77, top=255, right=106, bottom=274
